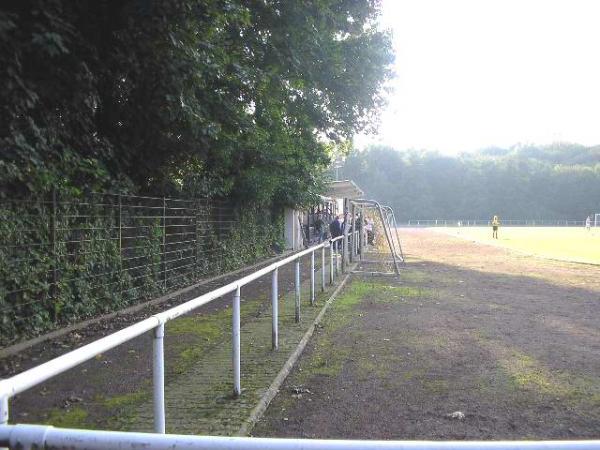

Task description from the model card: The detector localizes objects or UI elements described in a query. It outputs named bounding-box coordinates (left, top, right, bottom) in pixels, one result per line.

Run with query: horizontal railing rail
left=1, top=424, right=599, bottom=450
left=0, top=235, right=347, bottom=434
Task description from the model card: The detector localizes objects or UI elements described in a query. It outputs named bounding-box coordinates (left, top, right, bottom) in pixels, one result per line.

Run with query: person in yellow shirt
left=491, top=215, right=500, bottom=239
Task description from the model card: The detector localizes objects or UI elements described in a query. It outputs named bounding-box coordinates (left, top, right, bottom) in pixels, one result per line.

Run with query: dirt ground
left=254, top=228, right=600, bottom=439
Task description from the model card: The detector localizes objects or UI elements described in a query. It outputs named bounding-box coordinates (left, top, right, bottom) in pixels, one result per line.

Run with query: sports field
left=257, top=229, right=600, bottom=439
left=440, top=226, right=600, bottom=265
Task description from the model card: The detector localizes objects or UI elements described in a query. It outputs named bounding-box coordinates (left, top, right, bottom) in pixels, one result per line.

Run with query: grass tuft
left=45, top=407, right=88, bottom=428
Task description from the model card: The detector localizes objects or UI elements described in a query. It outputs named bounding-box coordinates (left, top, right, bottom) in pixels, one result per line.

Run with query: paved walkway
left=127, top=273, right=335, bottom=435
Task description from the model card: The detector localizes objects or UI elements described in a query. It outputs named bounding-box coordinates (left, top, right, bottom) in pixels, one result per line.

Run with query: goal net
left=595, top=214, right=600, bottom=227
left=348, top=200, right=404, bottom=276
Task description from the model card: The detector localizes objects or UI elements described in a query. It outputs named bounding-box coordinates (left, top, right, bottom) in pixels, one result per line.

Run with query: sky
left=355, top=0, right=600, bottom=154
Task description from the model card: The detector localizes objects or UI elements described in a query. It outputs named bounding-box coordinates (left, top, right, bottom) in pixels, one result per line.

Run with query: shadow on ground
left=253, top=255, right=600, bottom=439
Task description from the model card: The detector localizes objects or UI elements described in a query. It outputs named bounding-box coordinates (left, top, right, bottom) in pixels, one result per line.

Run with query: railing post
left=310, top=251, right=315, bottom=305
left=343, top=233, right=348, bottom=272
left=294, top=259, right=301, bottom=323
left=340, top=237, right=344, bottom=273
left=152, top=323, right=165, bottom=434
left=0, top=395, right=8, bottom=425
left=271, top=269, right=278, bottom=350
left=359, top=217, right=364, bottom=261
left=336, top=240, right=341, bottom=275
left=233, top=286, right=241, bottom=397
left=321, top=246, right=326, bottom=291
left=329, top=242, right=334, bottom=285
left=0, top=394, right=7, bottom=450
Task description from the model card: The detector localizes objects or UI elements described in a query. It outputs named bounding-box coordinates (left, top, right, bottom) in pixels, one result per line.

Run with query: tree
left=342, top=144, right=600, bottom=220
left=0, top=0, right=394, bottom=208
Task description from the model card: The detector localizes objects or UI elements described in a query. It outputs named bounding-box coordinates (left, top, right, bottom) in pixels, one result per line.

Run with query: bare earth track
left=254, top=228, right=600, bottom=439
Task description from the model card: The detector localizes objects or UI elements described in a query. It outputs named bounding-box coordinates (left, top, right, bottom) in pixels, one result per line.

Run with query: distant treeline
left=342, top=144, right=600, bottom=220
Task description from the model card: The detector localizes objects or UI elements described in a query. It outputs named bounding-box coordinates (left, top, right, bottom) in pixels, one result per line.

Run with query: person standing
left=365, top=218, right=374, bottom=245
left=329, top=215, right=343, bottom=251
left=586, top=215, right=591, bottom=231
left=491, top=215, right=500, bottom=239
left=314, top=213, right=325, bottom=242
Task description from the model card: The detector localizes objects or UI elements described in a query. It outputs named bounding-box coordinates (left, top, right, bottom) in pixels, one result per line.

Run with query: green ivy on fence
left=0, top=194, right=283, bottom=346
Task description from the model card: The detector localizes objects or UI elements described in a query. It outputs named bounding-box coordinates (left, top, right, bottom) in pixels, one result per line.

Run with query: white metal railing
left=0, top=235, right=347, bottom=435
left=2, top=224, right=597, bottom=449
left=1, top=424, right=599, bottom=450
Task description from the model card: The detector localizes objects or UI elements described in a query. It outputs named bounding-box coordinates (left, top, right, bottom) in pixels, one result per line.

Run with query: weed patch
left=167, top=296, right=266, bottom=375
left=296, top=280, right=433, bottom=383
left=44, top=407, right=88, bottom=428
left=103, top=391, right=148, bottom=409
left=474, top=334, right=600, bottom=407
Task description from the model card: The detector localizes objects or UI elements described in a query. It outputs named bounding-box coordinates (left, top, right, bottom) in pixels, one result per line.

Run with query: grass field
left=440, top=226, right=600, bottom=265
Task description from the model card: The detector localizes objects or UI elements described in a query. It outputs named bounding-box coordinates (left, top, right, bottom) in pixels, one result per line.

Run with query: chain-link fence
left=0, top=192, right=280, bottom=345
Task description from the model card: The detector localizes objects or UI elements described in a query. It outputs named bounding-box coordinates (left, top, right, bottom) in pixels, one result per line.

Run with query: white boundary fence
left=1, top=226, right=599, bottom=449
left=401, top=219, right=587, bottom=227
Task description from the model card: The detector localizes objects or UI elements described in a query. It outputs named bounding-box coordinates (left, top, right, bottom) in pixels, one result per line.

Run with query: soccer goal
left=595, top=213, right=600, bottom=227
left=346, top=199, right=404, bottom=277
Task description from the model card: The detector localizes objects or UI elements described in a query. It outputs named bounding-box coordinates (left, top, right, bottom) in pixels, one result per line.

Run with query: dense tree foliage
left=342, top=144, right=600, bottom=220
left=0, top=0, right=393, bottom=206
